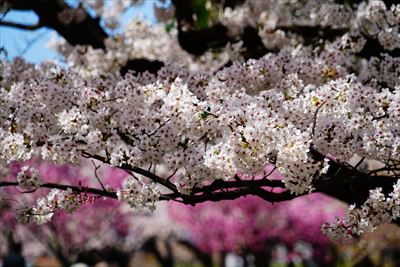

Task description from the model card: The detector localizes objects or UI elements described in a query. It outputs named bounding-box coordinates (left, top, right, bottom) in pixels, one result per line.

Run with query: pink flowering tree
left=169, top=169, right=346, bottom=267
left=170, top=194, right=345, bottom=267
left=0, top=0, right=400, bottom=242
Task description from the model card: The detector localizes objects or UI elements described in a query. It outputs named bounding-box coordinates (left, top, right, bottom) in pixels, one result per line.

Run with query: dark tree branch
left=120, top=59, right=165, bottom=76
left=177, top=23, right=230, bottom=55
left=382, top=0, right=399, bottom=8
left=314, top=175, right=398, bottom=206
left=171, top=0, right=195, bottom=29
left=192, top=176, right=285, bottom=194
left=1, top=166, right=399, bottom=213
left=166, top=187, right=296, bottom=206
left=91, top=160, right=107, bottom=191
left=241, top=26, right=271, bottom=59
left=0, top=179, right=294, bottom=208
left=171, top=0, right=268, bottom=58
left=172, top=0, right=231, bottom=55
left=0, top=0, right=31, bottom=10
left=219, top=0, right=246, bottom=9
left=2, top=0, right=107, bottom=48
left=0, top=20, right=41, bottom=30
left=253, top=187, right=299, bottom=203
left=310, top=147, right=399, bottom=205
left=276, top=24, right=400, bottom=59
left=1, top=149, right=398, bottom=216
left=311, top=101, right=327, bottom=137
left=276, top=25, right=348, bottom=44
left=357, top=37, right=400, bottom=59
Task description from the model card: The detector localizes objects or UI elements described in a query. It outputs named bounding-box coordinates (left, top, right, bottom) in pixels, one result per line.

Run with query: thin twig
left=18, top=30, right=49, bottom=56
left=167, top=168, right=179, bottom=181
left=91, top=160, right=107, bottom=191
left=311, top=101, right=326, bottom=137
left=262, top=166, right=277, bottom=180
left=353, top=157, right=366, bottom=170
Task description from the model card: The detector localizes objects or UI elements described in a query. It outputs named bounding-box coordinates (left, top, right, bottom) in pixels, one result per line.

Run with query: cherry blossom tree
left=0, top=0, right=400, bottom=241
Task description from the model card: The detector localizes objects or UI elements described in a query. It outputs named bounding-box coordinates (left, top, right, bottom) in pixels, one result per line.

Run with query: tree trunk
left=142, top=237, right=174, bottom=267
left=220, top=251, right=227, bottom=267
left=254, top=250, right=272, bottom=267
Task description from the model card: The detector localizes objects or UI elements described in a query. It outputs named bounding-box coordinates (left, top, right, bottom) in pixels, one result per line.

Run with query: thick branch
left=0, top=179, right=294, bottom=208
left=383, top=0, right=399, bottom=8
left=172, top=0, right=231, bottom=55
left=310, top=147, right=399, bottom=205
left=241, top=26, right=271, bottom=59
left=314, top=174, right=398, bottom=206
left=177, top=23, right=230, bottom=55
left=0, top=0, right=30, bottom=10
left=161, top=186, right=295, bottom=206
left=2, top=168, right=398, bottom=211
left=171, top=0, right=268, bottom=58
left=192, top=176, right=285, bottom=194
left=120, top=59, right=165, bottom=76
left=357, top=38, right=400, bottom=59
left=276, top=25, right=348, bottom=44
left=276, top=25, right=400, bottom=59
left=171, top=0, right=195, bottom=28
left=2, top=147, right=398, bottom=210
left=219, top=0, right=246, bottom=8
left=3, top=0, right=107, bottom=48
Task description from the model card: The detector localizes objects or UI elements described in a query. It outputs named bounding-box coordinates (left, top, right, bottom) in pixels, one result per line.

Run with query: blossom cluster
left=16, top=166, right=41, bottom=190
left=116, top=177, right=159, bottom=211
left=322, top=180, right=400, bottom=241
left=15, top=188, right=82, bottom=225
